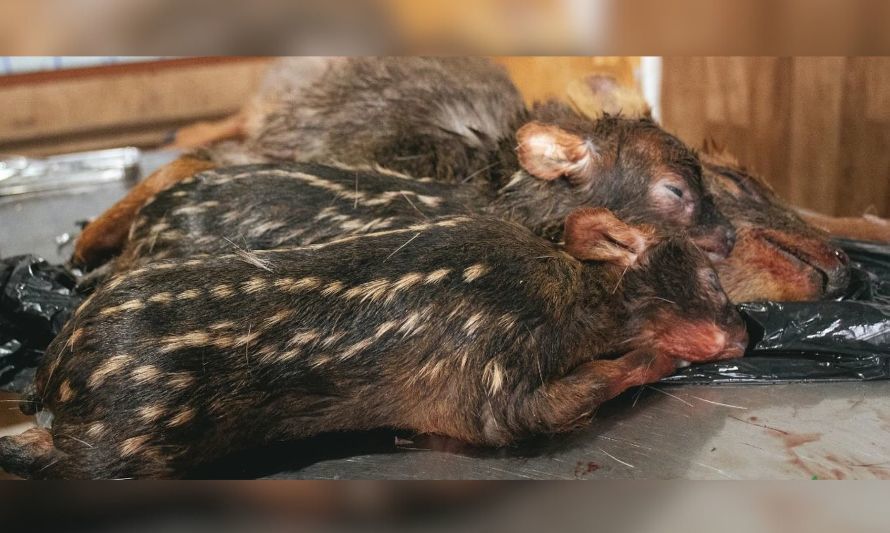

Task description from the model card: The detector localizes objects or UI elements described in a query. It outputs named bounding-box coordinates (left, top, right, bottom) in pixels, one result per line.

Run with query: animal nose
left=722, top=226, right=736, bottom=254
left=692, top=225, right=736, bottom=262
left=823, top=246, right=852, bottom=297
left=834, top=248, right=850, bottom=265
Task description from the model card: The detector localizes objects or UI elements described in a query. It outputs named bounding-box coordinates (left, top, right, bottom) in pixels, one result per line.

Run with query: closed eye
left=664, top=184, right=684, bottom=198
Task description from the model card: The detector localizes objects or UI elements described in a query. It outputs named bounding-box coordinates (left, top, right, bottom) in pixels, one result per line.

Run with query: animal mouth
left=759, top=234, right=830, bottom=294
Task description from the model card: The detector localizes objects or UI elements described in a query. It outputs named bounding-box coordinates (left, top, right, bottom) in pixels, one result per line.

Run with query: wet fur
left=74, top=58, right=732, bottom=269
left=5, top=213, right=744, bottom=478
left=700, top=149, right=850, bottom=301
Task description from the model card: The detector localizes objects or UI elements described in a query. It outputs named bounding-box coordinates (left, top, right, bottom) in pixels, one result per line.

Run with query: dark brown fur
left=3, top=210, right=745, bottom=478
left=72, top=154, right=217, bottom=268
left=115, top=163, right=484, bottom=271
left=701, top=149, right=850, bottom=301
left=242, top=58, right=733, bottom=257
left=72, top=58, right=734, bottom=269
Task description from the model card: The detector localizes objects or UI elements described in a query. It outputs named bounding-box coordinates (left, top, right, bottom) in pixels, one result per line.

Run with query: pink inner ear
left=516, top=122, right=595, bottom=182
left=564, top=208, right=646, bottom=265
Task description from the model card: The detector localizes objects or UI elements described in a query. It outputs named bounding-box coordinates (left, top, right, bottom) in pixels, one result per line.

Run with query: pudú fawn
left=73, top=57, right=734, bottom=269
left=113, top=163, right=484, bottom=271
left=2, top=209, right=746, bottom=478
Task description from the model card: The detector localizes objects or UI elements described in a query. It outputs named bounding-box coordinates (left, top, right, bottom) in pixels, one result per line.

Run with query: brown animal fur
left=73, top=154, right=217, bottom=268
left=73, top=58, right=734, bottom=270
left=4, top=210, right=745, bottom=478
left=570, top=76, right=853, bottom=301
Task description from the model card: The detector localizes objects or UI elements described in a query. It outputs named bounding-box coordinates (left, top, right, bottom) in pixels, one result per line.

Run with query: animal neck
left=559, top=265, right=637, bottom=359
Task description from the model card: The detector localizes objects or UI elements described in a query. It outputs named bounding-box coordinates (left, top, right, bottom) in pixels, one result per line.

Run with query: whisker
left=611, top=265, right=630, bottom=294
left=400, top=191, right=428, bottom=220
left=689, top=396, right=748, bottom=410
left=646, top=385, right=694, bottom=407
left=599, top=448, right=635, bottom=468
left=384, top=232, right=422, bottom=262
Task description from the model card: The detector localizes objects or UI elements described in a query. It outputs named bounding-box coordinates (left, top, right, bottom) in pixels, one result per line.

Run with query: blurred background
left=1, top=55, right=888, bottom=217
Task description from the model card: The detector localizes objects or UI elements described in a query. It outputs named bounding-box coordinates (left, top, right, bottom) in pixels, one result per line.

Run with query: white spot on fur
left=276, top=277, right=322, bottom=292
left=463, top=312, right=486, bottom=336
left=374, top=320, right=399, bottom=339
left=99, top=299, right=144, bottom=316
left=167, top=373, right=195, bottom=390
left=211, top=284, right=234, bottom=299
left=120, top=435, right=150, bottom=457
left=178, top=289, right=201, bottom=300
left=338, top=338, right=374, bottom=360
left=321, top=331, right=345, bottom=348
left=87, top=355, right=131, bottom=389
left=463, top=264, right=490, bottom=282
left=343, top=279, right=391, bottom=303
left=138, top=405, right=166, bottom=423
left=390, top=272, right=424, bottom=294
left=288, top=329, right=320, bottom=348
left=148, top=292, right=174, bottom=304
left=131, top=365, right=161, bottom=384
left=262, top=310, right=293, bottom=329
left=321, top=281, right=345, bottom=296
left=167, top=408, right=195, bottom=427
left=241, top=277, right=268, bottom=294
left=248, top=221, right=287, bottom=238
left=483, top=360, right=506, bottom=396
left=159, top=331, right=211, bottom=353
left=424, top=268, right=452, bottom=284
left=172, top=205, right=206, bottom=216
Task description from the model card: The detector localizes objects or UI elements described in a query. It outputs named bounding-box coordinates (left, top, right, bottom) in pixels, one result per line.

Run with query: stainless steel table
left=1, top=151, right=887, bottom=479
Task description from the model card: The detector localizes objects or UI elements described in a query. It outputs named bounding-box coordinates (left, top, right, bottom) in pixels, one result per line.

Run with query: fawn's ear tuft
left=564, top=207, right=656, bottom=267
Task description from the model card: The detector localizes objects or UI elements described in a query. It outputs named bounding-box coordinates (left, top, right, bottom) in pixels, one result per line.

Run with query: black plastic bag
left=0, top=255, right=82, bottom=391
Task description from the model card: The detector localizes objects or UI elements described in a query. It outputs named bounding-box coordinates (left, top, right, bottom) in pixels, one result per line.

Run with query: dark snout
left=823, top=246, right=851, bottom=297
left=717, top=307, right=749, bottom=359
left=690, top=224, right=737, bottom=263
left=758, top=228, right=852, bottom=298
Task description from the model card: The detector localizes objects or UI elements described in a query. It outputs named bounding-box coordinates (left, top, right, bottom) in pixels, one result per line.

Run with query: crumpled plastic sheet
left=665, top=238, right=890, bottom=384
left=1, top=240, right=889, bottom=392
left=0, top=255, right=81, bottom=392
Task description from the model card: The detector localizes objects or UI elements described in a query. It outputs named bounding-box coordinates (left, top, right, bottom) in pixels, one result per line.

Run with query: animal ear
left=516, top=121, right=599, bottom=184
left=564, top=207, right=656, bottom=267
left=567, top=74, right=652, bottom=120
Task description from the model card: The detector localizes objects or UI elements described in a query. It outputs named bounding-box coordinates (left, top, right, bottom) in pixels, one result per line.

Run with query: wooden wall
left=662, top=57, right=890, bottom=217
left=0, top=58, right=270, bottom=156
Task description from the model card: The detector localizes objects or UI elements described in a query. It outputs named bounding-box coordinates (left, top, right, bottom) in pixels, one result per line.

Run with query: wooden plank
left=661, top=57, right=709, bottom=146
left=704, top=56, right=750, bottom=128
left=748, top=57, right=793, bottom=200
left=786, top=57, right=846, bottom=214
left=0, top=58, right=270, bottom=150
left=836, top=57, right=890, bottom=216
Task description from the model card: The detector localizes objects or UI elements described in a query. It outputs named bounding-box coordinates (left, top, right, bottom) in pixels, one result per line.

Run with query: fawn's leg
left=163, top=112, right=246, bottom=150
left=72, top=155, right=217, bottom=269
left=797, top=207, right=890, bottom=244
left=513, top=349, right=677, bottom=438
